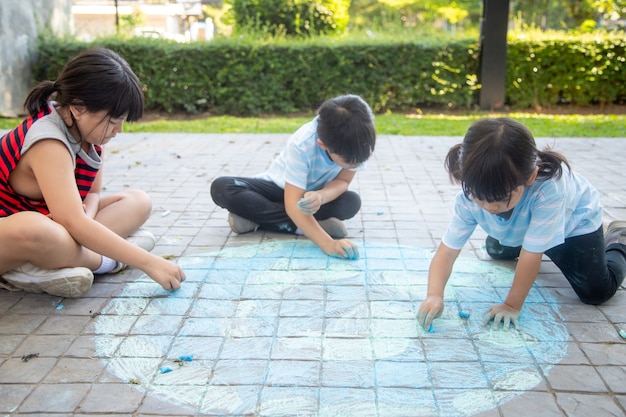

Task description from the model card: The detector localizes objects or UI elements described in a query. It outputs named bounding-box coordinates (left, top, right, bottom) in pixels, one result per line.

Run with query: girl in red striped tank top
left=0, top=47, right=185, bottom=297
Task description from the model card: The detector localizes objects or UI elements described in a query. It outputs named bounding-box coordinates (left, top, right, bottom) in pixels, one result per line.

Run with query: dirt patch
left=141, top=110, right=214, bottom=121
left=491, top=103, right=626, bottom=115
left=141, top=104, right=626, bottom=121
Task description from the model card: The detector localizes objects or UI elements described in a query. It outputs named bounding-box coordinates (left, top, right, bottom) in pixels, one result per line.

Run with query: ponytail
left=445, top=143, right=463, bottom=183
left=537, top=148, right=570, bottom=180
left=24, top=80, right=56, bottom=116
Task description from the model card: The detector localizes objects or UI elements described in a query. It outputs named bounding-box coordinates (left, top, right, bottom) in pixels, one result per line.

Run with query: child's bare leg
left=0, top=211, right=102, bottom=274
left=94, top=189, right=152, bottom=237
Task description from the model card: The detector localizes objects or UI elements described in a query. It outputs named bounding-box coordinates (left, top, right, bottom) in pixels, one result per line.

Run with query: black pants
left=486, top=227, right=626, bottom=305
left=210, top=176, right=361, bottom=234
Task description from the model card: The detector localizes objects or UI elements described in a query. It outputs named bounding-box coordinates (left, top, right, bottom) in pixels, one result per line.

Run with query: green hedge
left=35, top=35, right=625, bottom=116
left=506, top=37, right=626, bottom=108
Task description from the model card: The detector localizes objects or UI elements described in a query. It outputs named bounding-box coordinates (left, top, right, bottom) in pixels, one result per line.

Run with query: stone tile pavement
left=0, top=132, right=625, bottom=417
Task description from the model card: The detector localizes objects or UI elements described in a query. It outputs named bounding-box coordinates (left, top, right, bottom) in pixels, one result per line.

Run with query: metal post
left=115, top=0, right=119, bottom=35
left=478, top=0, right=511, bottom=110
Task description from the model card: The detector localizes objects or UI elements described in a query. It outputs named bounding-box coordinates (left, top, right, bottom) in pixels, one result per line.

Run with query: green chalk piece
left=619, top=329, right=626, bottom=339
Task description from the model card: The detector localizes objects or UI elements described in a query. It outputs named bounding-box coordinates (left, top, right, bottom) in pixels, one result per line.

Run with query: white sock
left=93, top=256, right=118, bottom=274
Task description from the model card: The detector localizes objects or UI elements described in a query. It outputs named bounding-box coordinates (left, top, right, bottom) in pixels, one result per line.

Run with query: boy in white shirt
left=211, top=94, right=376, bottom=260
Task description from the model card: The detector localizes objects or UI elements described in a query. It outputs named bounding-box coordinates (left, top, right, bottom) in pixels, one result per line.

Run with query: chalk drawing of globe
left=94, top=239, right=568, bottom=416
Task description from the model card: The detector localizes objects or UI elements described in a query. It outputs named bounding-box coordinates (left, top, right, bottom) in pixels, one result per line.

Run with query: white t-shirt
left=258, top=118, right=364, bottom=190
left=442, top=165, right=602, bottom=253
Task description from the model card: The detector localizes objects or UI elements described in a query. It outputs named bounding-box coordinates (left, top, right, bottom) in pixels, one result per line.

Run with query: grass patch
left=1, top=112, right=625, bottom=137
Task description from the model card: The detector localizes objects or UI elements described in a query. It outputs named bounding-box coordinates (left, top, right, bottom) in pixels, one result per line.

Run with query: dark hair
left=316, top=94, right=376, bottom=164
left=446, top=117, right=570, bottom=202
left=24, top=47, right=144, bottom=121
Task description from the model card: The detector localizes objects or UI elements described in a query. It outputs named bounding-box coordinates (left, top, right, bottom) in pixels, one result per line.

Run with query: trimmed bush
left=34, top=34, right=625, bottom=115
left=506, top=36, right=626, bottom=108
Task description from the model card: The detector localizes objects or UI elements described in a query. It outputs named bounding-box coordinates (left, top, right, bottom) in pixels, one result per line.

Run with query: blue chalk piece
left=56, top=303, right=64, bottom=311
left=178, top=355, right=193, bottom=362
left=159, top=367, right=173, bottom=374
left=428, top=324, right=434, bottom=333
left=619, top=329, right=626, bottom=339
left=458, top=311, right=470, bottom=319
left=376, top=211, right=384, bottom=215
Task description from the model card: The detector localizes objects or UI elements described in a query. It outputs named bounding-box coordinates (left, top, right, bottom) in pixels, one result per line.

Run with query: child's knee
left=344, top=191, right=361, bottom=208
left=210, top=177, right=234, bottom=206
left=578, top=290, right=615, bottom=306
left=210, top=179, right=222, bottom=197
left=335, top=191, right=361, bottom=218
left=125, top=189, right=152, bottom=218
left=485, top=236, right=521, bottom=260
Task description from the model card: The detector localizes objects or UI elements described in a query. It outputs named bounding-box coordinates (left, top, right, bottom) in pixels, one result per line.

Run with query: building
left=72, top=0, right=211, bottom=42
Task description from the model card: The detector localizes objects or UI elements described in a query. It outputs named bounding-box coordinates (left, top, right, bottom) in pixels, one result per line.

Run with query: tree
left=230, top=0, right=351, bottom=36
left=510, top=0, right=625, bottom=30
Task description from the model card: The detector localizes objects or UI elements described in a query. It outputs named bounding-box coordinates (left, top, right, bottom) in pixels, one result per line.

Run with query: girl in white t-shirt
left=418, top=118, right=626, bottom=331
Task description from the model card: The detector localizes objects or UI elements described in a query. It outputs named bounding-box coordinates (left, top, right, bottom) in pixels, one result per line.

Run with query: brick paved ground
left=0, top=133, right=625, bottom=417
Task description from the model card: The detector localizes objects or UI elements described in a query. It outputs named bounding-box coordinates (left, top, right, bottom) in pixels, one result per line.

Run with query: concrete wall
left=0, top=0, right=72, bottom=117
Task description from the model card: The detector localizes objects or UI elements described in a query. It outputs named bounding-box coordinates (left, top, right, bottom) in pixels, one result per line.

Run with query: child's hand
left=297, top=191, right=323, bottom=215
left=417, top=296, right=444, bottom=330
left=482, top=303, right=520, bottom=330
left=146, top=256, right=186, bottom=290
left=327, top=239, right=359, bottom=260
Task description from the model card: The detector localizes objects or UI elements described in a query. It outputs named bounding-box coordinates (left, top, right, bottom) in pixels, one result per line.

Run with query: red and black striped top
left=0, top=104, right=102, bottom=217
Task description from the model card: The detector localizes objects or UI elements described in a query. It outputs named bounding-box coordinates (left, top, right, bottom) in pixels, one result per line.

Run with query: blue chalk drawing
left=94, top=239, right=569, bottom=416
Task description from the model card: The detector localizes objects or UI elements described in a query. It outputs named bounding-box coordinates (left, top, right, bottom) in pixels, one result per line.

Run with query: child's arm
left=82, top=159, right=104, bottom=219
left=483, top=249, right=543, bottom=330
left=29, top=140, right=185, bottom=290
left=417, top=242, right=460, bottom=330
left=284, top=178, right=359, bottom=259
left=296, top=169, right=355, bottom=215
